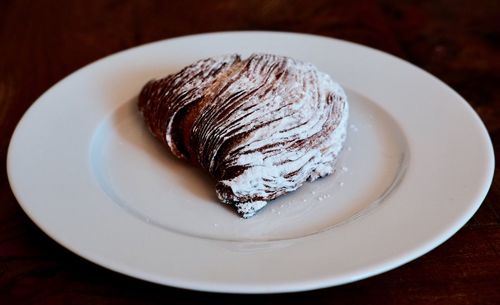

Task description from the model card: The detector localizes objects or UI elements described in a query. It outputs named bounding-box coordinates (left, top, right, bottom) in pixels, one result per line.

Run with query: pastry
left=138, top=53, right=349, bottom=218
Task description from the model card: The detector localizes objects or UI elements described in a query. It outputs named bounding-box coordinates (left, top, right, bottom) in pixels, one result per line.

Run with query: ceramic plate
left=7, top=32, right=494, bottom=293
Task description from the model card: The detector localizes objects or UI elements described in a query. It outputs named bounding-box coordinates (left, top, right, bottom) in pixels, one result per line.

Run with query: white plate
left=7, top=32, right=494, bottom=293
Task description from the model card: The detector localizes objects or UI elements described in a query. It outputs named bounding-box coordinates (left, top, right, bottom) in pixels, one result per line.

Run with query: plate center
left=90, top=89, right=408, bottom=241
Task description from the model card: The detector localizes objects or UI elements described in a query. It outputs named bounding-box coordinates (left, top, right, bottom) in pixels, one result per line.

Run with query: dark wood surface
left=1, top=0, right=499, bottom=304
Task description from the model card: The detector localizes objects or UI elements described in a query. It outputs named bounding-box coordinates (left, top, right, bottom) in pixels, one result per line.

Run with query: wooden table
left=1, top=1, right=499, bottom=304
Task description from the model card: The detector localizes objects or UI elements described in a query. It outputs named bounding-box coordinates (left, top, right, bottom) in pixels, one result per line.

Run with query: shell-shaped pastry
left=138, top=54, right=349, bottom=218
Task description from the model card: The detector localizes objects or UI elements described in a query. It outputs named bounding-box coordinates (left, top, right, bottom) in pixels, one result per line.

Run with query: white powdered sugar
left=208, top=55, right=349, bottom=217
left=140, top=53, right=349, bottom=218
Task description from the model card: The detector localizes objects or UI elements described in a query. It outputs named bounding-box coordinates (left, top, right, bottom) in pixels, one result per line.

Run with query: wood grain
left=1, top=1, right=499, bottom=304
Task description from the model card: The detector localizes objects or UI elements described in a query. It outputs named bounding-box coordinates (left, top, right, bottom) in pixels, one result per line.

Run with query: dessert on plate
left=138, top=53, right=349, bottom=218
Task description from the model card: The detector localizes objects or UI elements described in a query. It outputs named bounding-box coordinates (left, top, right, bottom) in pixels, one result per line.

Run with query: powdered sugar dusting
left=138, top=53, right=349, bottom=218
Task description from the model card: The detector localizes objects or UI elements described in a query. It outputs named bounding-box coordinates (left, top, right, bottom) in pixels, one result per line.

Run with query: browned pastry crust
left=138, top=53, right=348, bottom=218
